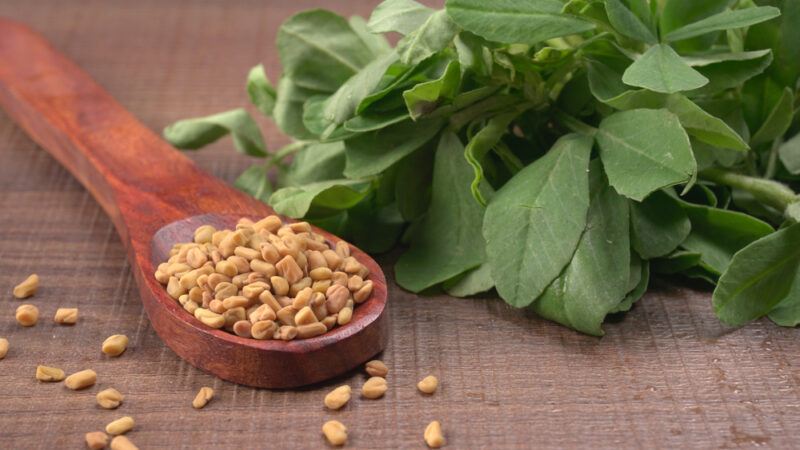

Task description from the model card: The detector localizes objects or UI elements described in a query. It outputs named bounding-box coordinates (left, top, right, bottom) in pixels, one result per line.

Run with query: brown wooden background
left=0, top=1, right=798, bottom=448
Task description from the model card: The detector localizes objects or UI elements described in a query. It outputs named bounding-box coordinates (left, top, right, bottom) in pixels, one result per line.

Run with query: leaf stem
left=554, top=109, right=597, bottom=136
left=699, top=168, right=798, bottom=212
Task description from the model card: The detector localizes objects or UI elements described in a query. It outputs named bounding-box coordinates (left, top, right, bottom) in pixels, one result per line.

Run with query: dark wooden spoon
left=0, top=19, right=388, bottom=388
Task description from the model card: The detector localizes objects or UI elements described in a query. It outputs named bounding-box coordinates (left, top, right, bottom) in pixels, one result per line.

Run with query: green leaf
left=344, top=197, right=405, bottom=253
left=349, top=16, right=393, bottom=57
left=395, top=146, right=434, bottom=221
left=659, top=0, right=732, bottom=52
left=622, top=44, right=709, bottom=94
left=713, top=223, right=800, bottom=327
left=750, top=87, right=795, bottom=147
left=532, top=161, right=630, bottom=336
left=605, top=0, right=657, bottom=44
left=597, top=109, right=696, bottom=201
left=630, top=190, right=691, bottom=259
left=483, top=134, right=592, bottom=307
left=343, top=110, right=409, bottom=132
left=277, top=10, right=376, bottom=92
left=665, top=6, right=781, bottom=43
left=454, top=32, right=493, bottom=78
left=234, top=164, right=273, bottom=203
left=344, top=118, right=443, bottom=178
left=663, top=95, right=749, bottom=152
left=247, top=65, right=276, bottom=117
left=681, top=203, right=774, bottom=275
left=396, top=10, right=460, bottom=65
left=651, top=250, right=702, bottom=274
left=778, top=132, right=800, bottom=175
left=269, top=179, right=372, bottom=218
left=443, top=263, right=494, bottom=297
left=687, top=50, right=773, bottom=96
left=612, top=257, right=650, bottom=313
left=367, top=0, right=435, bottom=35
left=445, top=0, right=594, bottom=45
left=395, top=131, right=489, bottom=292
left=282, top=142, right=345, bottom=187
left=163, top=108, right=267, bottom=157
left=273, top=77, right=326, bottom=140
left=463, top=111, right=519, bottom=206
left=403, top=60, right=461, bottom=120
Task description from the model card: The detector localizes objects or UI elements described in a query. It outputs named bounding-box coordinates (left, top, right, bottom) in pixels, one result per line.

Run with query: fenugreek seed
left=166, top=276, right=185, bottom=299
left=307, top=250, right=327, bottom=270
left=365, top=360, right=388, bottom=378
left=277, top=295, right=294, bottom=308
left=242, top=282, right=268, bottom=299
left=297, top=322, right=327, bottom=339
left=194, top=308, right=225, bottom=329
left=322, top=250, right=342, bottom=270
left=354, top=280, right=373, bottom=304
left=310, top=267, right=332, bottom=281
left=232, top=246, right=258, bottom=261
left=214, top=282, right=238, bottom=301
left=186, top=247, right=208, bottom=269
left=85, top=431, right=108, bottom=449
left=0, top=338, right=8, bottom=360
left=208, top=299, right=226, bottom=314
left=166, top=263, right=191, bottom=276
left=424, top=421, right=445, bottom=448
left=206, top=273, right=230, bottom=290
left=335, top=240, right=351, bottom=258
left=228, top=255, right=251, bottom=274
left=258, top=291, right=280, bottom=313
left=347, top=275, right=363, bottom=292
left=254, top=215, right=282, bottom=233
left=183, top=299, right=199, bottom=314
left=289, top=277, right=312, bottom=297
left=417, top=375, right=439, bottom=394
left=222, top=295, right=249, bottom=310
left=312, top=301, right=328, bottom=321
left=219, top=230, right=247, bottom=257
left=110, top=435, right=139, bottom=450
left=362, top=376, right=387, bottom=399
left=54, top=308, right=78, bottom=325
left=97, top=388, right=124, bottom=409
left=326, top=284, right=350, bottom=314
left=294, top=306, right=318, bottom=326
left=251, top=320, right=277, bottom=340
left=249, top=304, right=276, bottom=323
left=322, top=420, right=348, bottom=447
left=16, top=304, right=39, bottom=327
left=192, top=386, right=214, bottom=409
left=215, top=260, right=238, bottom=278
left=267, top=277, right=286, bottom=297
left=211, top=230, right=229, bottom=247
left=13, top=274, right=39, bottom=299
left=324, top=385, right=351, bottom=410
left=276, top=306, right=297, bottom=326
left=337, top=307, right=353, bottom=326
left=194, top=225, right=216, bottom=244
left=102, top=335, right=129, bottom=357
left=331, top=271, right=348, bottom=287
left=278, top=325, right=298, bottom=341
left=233, top=320, right=252, bottom=337
left=289, top=221, right=311, bottom=233
left=154, top=270, right=169, bottom=284
left=250, top=259, right=276, bottom=277
left=276, top=255, right=303, bottom=284
left=65, top=369, right=97, bottom=390
left=223, top=307, right=246, bottom=327
left=321, top=315, right=337, bottom=330
left=105, top=416, right=134, bottom=435
left=178, top=270, right=200, bottom=290
left=292, top=287, right=313, bottom=309
left=312, top=279, right=332, bottom=294
left=36, top=365, right=65, bottom=381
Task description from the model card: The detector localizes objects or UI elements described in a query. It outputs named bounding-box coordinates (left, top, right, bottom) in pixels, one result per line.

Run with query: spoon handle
left=0, top=19, right=264, bottom=240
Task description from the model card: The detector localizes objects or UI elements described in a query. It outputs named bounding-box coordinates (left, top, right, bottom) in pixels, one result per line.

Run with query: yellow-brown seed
left=35, top=365, right=65, bottom=382
left=186, top=247, right=208, bottom=268
left=97, top=388, right=124, bottom=409
left=105, top=416, right=135, bottom=435
left=417, top=375, right=439, bottom=394
left=194, top=225, right=216, bottom=244
left=278, top=325, right=298, bottom=341
left=294, top=306, right=318, bottom=326
left=321, top=315, right=337, bottom=330
left=192, top=386, right=214, bottom=409
left=324, top=385, right=351, bottom=410
left=64, top=369, right=97, bottom=390
left=222, top=295, right=249, bottom=310
left=15, top=304, right=39, bottom=327
left=325, top=284, right=350, bottom=314
left=0, top=338, right=8, bottom=360
left=13, top=274, right=39, bottom=299
left=365, top=360, right=388, bottom=378
left=54, top=308, right=78, bottom=325
left=361, top=376, right=388, bottom=399
left=233, top=320, right=252, bottom=337
left=276, top=255, right=303, bottom=284
left=251, top=320, right=277, bottom=340
left=424, top=421, right=445, bottom=448
left=354, top=280, right=373, bottom=303
left=194, top=308, right=225, bottom=329
left=297, top=322, right=327, bottom=339
left=102, top=335, right=129, bottom=357
left=337, top=306, right=353, bottom=326
left=322, top=420, right=348, bottom=446
left=85, top=431, right=109, bottom=450
left=271, top=276, right=290, bottom=296
left=110, top=435, right=139, bottom=450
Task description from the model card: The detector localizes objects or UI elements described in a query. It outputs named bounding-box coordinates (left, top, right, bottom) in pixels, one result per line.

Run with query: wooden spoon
left=0, top=19, right=388, bottom=388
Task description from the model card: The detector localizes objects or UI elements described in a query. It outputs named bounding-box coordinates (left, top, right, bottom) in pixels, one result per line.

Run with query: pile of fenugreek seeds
left=153, top=215, right=373, bottom=340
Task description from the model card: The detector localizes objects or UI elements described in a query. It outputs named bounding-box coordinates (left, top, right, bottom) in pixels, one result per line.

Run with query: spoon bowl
left=0, top=19, right=388, bottom=388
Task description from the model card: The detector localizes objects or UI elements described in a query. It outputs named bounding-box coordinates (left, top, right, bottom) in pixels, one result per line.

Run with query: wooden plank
left=0, top=1, right=798, bottom=448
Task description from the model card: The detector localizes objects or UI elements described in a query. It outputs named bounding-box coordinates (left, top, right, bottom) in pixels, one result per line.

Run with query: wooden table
left=0, top=1, right=798, bottom=448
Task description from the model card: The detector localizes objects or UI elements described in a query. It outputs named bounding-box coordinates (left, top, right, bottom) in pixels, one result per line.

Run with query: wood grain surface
left=0, top=1, right=798, bottom=449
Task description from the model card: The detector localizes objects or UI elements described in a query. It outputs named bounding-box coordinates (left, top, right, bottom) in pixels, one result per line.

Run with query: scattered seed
left=85, top=431, right=109, bottom=450
left=362, top=376, right=388, bottom=399
left=322, top=420, right=348, bottom=447
left=324, top=385, right=351, bottom=410
left=102, top=335, right=129, bottom=357
left=365, top=360, right=388, bottom=378
left=417, top=375, right=439, bottom=394
left=64, top=369, right=97, bottom=390
left=15, top=304, right=39, bottom=327
left=0, top=338, right=8, bottom=360
left=54, top=308, right=78, bottom=325
left=192, top=386, right=215, bottom=409
left=105, top=416, right=135, bottom=435
left=13, top=274, right=39, bottom=299
left=424, top=421, right=445, bottom=448
left=36, top=365, right=65, bottom=382
left=96, top=388, right=124, bottom=409
left=110, top=435, right=138, bottom=450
